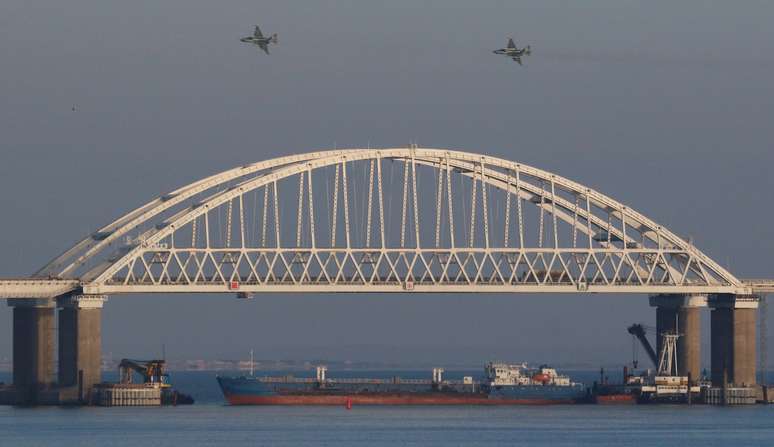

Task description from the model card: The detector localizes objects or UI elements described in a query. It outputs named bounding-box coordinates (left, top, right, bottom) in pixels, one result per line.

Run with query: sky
left=1, top=0, right=773, bottom=368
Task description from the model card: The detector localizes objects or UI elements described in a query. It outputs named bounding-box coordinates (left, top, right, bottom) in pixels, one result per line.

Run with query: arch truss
left=35, top=148, right=742, bottom=295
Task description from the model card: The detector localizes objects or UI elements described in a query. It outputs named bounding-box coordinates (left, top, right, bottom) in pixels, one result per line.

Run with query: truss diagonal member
left=39, top=150, right=365, bottom=278
left=408, top=156, right=695, bottom=284
left=74, top=148, right=740, bottom=292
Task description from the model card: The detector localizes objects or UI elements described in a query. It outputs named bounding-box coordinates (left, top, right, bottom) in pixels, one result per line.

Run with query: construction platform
left=703, top=387, right=758, bottom=405
left=91, top=383, right=193, bottom=406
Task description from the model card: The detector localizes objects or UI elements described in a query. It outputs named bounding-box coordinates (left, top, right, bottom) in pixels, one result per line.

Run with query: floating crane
left=627, top=324, right=658, bottom=368
left=102, top=358, right=194, bottom=406
left=119, top=359, right=171, bottom=387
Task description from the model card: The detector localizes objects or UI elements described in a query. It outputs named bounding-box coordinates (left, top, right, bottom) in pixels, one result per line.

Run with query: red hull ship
left=218, top=363, right=589, bottom=406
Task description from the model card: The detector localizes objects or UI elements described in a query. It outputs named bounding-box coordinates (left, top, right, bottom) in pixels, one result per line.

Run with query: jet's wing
left=259, top=42, right=270, bottom=55
left=512, top=57, right=522, bottom=65
left=507, top=38, right=516, bottom=49
left=254, top=26, right=264, bottom=38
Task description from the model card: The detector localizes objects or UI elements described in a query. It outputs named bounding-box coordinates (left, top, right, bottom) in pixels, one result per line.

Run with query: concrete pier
left=650, top=294, right=705, bottom=381
left=9, top=299, right=55, bottom=404
left=709, top=294, right=758, bottom=387
left=57, top=295, right=106, bottom=403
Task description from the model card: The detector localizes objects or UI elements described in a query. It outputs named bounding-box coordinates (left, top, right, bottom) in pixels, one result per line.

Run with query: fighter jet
left=240, top=25, right=277, bottom=54
left=493, top=38, right=532, bottom=65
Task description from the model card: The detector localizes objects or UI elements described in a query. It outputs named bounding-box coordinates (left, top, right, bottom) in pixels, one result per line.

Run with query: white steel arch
left=32, top=148, right=744, bottom=296
left=35, top=150, right=364, bottom=278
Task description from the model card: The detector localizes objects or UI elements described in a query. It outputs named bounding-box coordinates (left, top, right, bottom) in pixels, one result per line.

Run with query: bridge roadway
left=0, top=147, right=771, bottom=404
left=1, top=278, right=772, bottom=298
left=0, top=279, right=81, bottom=299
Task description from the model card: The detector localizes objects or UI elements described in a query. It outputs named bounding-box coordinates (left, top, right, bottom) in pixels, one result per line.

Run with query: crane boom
left=627, top=324, right=658, bottom=367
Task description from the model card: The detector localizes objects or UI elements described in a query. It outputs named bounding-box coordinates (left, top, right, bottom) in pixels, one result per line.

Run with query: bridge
left=0, top=147, right=771, bottom=404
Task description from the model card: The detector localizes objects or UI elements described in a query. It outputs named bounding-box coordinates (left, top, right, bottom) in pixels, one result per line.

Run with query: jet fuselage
left=493, top=48, right=528, bottom=57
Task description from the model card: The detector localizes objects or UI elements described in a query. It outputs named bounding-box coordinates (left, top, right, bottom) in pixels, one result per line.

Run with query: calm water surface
left=2, top=371, right=774, bottom=446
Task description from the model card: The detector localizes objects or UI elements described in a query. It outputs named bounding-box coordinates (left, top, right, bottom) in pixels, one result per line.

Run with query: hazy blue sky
left=1, top=0, right=773, bottom=368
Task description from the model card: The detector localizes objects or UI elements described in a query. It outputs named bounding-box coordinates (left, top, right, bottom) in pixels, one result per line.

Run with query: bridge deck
left=0, top=277, right=764, bottom=298
left=0, top=279, right=81, bottom=299
left=0, top=278, right=771, bottom=300
left=741, top=279, right=774, bottom=294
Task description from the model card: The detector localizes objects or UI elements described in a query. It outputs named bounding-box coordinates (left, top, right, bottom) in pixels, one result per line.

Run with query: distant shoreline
left=0, top=364, right=655, bottom=374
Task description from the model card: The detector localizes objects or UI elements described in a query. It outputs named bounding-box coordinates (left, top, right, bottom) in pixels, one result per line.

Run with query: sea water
left=2, top=371, right=774, bottom=446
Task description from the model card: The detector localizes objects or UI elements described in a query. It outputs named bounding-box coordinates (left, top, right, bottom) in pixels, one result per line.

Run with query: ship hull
left=218, top=377, right=586, bottom=406
left=222, top=393, right=577, bottom=406
left=594, top=394, right=637, bottom=404
left=592, top=384, right=640, bottom=404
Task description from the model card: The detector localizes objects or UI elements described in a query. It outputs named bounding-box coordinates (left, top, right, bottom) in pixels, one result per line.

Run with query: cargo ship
left=217, top=362, right=588, bottom=405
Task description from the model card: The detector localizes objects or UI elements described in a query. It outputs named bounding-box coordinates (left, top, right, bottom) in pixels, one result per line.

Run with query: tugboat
left=592, top=366, right=642, bottom=404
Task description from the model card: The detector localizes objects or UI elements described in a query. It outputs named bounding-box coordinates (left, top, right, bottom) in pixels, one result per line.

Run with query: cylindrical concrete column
left=11, top=300, right=55, bottom=403
left=57, top=295, right=106, bottom=403
left=733, top=308, right=756, bottom=386
left=709, top=294, right=758, bottom=387
left=678, top=306, right=701, bottom=382
left=710, top=307, right=732, bottom=386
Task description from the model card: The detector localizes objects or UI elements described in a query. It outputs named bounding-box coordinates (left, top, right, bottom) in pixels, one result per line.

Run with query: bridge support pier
left=650, top=294, right=705, bottom=381
left=709, top=294, right=758, bottom=387
left=57, top=295, right=106, bottom=404
left=8, top=299, right=55, bottom=404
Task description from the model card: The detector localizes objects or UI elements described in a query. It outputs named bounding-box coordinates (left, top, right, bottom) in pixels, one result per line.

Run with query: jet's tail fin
left=525, top=45, right=531, bottom=55
left=272, top=33, right=278, bottom=44
left=507, top=38, right=516, bottom=49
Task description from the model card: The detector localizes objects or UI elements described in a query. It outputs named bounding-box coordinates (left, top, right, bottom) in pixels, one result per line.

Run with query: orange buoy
left=345, top=397, right=352, bottom=410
